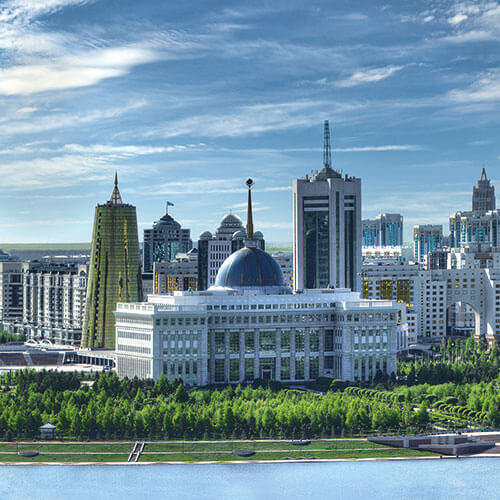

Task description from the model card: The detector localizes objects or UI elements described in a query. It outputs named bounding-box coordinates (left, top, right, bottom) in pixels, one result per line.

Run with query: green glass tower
left=82, top=174, right=142, bottom=348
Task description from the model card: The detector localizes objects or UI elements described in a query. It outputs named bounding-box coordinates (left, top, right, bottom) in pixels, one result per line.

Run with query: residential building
left=449, top=210, right=500, bottom=249
left=361, top=257, right=500, bottom=346
left=81, top=174, right=142, bottom=349
left=362, top=246, right=404, bottom=265
left=293, top=121, right=361, bottom=291
left=22, top=262, right=88, bottom=345
left=362, top=213, right=403, bottom=247
left=143, top=205, right=192, bottom=273
left=413, top=225, right=443, bottom=264
left=0, top=261, right=23, bottom=326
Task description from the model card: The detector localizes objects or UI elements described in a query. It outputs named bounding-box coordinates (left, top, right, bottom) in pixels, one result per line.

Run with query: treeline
left=398, top=336, right=500, bottom=386
left=0, top=331, right=25, bottom=344
left=0, top=370, right=442, bottom=440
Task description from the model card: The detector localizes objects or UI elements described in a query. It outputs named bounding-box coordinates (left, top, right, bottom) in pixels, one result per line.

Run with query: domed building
left=211, top=246, right=290, bottom=295
left=116, top=179, right=405, bottom=386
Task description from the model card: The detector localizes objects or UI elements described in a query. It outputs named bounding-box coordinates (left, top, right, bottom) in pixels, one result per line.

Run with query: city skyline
left=0, top=0, right=499, bottom=243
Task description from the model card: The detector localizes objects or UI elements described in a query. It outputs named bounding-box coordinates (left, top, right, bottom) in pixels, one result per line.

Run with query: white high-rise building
left=22, top=262, right=88, bottom=345
left=293, top=121, right=361, bottom=292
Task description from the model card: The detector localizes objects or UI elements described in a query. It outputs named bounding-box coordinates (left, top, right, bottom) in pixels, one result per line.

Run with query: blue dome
left=214, top=246, right=285, bottom=288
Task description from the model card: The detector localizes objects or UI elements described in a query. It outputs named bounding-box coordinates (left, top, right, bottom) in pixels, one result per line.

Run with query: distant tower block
left=472, top=167, right=496, bottom=213
left=82, top=173, right=142, bottom=349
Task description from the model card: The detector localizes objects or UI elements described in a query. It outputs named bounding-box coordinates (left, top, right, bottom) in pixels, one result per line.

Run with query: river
left=0, top=458, right=498, bottom=499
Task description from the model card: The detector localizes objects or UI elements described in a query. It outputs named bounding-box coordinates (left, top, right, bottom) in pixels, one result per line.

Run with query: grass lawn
left=139, top=449, right=436, bottom=462
left=0, top=439, right=437, bottom=463
left=144, top=440, right=386, bottom=453
left=0, top=443, right=133, bottom=453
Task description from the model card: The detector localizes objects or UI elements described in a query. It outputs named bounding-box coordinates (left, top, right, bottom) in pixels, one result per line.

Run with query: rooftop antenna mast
left=323, top=120, right=332, bottom=169
left=246, top=178, right=254, bottom=240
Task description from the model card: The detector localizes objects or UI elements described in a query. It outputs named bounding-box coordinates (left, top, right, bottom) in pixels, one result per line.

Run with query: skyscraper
left=82, top=174, right=142, bottom=349
left=472, top=167, right=495, bottom=213
left=293, top=121, right=362, bottom=291
left=142, top=204, right=192, bottom=273
left=362, top=213, right=403, bottom=247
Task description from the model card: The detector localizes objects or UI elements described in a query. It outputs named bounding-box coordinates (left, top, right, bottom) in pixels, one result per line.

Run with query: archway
left=446, top=301, right=480, bottom=338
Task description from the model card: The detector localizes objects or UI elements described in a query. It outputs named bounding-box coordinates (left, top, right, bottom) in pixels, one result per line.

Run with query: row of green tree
left=397, top=336, right=500, bottom=386
left=0, top=370, right=449, bottom=440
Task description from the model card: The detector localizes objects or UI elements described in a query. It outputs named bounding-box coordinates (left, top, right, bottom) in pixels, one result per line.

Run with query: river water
left=0, top=458, right=498, bottom=500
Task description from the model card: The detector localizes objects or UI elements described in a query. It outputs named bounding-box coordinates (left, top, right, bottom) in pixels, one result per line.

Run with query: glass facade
left=303, top=202, right=329, bottom=288
left=344, top=196, right=356, bottom=291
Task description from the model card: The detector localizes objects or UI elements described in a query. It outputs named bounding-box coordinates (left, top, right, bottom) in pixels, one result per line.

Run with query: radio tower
left=323, top=120, right=332, bottom=169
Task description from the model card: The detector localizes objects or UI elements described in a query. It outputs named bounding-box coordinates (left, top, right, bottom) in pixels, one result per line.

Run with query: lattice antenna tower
left=323, top=120, right=332, bottom=168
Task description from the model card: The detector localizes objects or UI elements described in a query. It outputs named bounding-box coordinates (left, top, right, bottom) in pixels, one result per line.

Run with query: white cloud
left=216, top=144, right=422, bottom=154
left=449, top=13, right=468, bottom=25
left=17, top=107, right=37, bottom=113
left=0, top=100, right=146, bottom=136
left=0, top=155, right=121, bottom=190
left=335, top=145, right=422, bottom=152
left=149, top=100, right=364, bottom=139
left=61, top=143, right=203, bottom=158
left=335, top=66, right=404, bottom=88
left=0, top=0, right=93, bottom=21
left=441, top=29, right=494, bottom=42
left=152, top=178, right=290, bottom=196
left=0, top=45, right=162, bottom=95
left=448, top=69, right=500, bottom=102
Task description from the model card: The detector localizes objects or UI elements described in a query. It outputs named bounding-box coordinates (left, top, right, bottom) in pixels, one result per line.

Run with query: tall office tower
left=293, top=121, right=362, bottom=291
left=472, top=167, right=495, bottom=213
left=197, top=213, right=265, bottom=290
left=362, top=214, right=403, bottom=247
left=413, top=224, right=443, bottom=264
left=82, top=174, right=142, bottom=349
left=142, top=205, right=192, bottom=273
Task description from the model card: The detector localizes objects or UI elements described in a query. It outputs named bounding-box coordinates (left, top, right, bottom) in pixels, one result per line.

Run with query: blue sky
left=0, top=0, right=499, bottom=244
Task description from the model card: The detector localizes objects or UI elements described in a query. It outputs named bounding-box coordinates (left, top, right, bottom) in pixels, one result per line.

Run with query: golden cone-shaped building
left=82, top=174, right=142, bottom=348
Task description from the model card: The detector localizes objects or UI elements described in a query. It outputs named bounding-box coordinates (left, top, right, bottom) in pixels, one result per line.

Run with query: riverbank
left=1, top=436, right=497, bottom=465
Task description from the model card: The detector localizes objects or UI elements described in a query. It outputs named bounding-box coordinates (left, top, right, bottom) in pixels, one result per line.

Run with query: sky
left=0, top=0, right=499, bottom=244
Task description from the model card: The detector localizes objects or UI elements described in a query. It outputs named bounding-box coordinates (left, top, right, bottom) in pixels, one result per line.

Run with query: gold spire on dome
left=246, top=178, right=254, bottom=240
left=109, top=171, right=123, bottom=205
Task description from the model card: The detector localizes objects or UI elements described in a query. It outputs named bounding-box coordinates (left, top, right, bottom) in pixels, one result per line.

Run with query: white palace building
left=115, top=180, right=407, bottom=385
